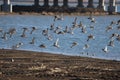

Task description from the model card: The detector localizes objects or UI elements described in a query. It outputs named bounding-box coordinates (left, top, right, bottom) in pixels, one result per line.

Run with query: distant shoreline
left=0, top=11, right=119, bottom=16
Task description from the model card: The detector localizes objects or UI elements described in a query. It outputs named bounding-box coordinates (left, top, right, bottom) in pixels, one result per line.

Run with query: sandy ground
left=0, top=49, right=120, bottom=80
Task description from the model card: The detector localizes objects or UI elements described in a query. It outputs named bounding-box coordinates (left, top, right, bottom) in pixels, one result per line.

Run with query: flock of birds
left=0, top=14, right=120, bottom=56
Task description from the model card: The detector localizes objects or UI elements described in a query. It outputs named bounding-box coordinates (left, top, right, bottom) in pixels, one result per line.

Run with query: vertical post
left=34, top=0, right=39, bottom=6
left=87, top=0, right=94, bottom=8
left=97, top=0, right=105, bottom=10
left=4, top=0, right=10, bottom=5
left=63, top=0, right=68, bottom=7
left=2, top=0, right=12, bottom=13
left=108, top=0, right=117, bottom=13
left=44, top=0, right=49, bottom=7
left=77, top=0, right=84, bottom=7
left=53, top=0, right=59, bottom=7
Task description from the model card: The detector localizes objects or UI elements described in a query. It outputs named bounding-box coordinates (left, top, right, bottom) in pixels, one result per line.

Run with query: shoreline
left=0, top=11, right=120, bottom=16
left=0, top=49, right=120, bottom=80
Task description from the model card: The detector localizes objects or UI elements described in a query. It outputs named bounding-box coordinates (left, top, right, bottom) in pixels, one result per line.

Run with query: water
left=0, top=15, right=120, bottom=61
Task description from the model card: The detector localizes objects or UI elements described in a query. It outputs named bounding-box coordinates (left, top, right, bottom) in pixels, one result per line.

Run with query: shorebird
left=106, top=25, right=113, bottom=32
left=2, top=32, right=7, bottom=40
left=83, top=44, right=89, bottom=50
left=71, top=42, right=78, bottom=48
left=47, top=35, right=53, bottom=41
left=42, top=28, right=49, bottom=36
left=12, top=42, right=23, bottom=49
left=110, top=33, right=119, bottom=39
left=30, top=27, right=37, bottom=34
left=8, top=28, right=16, bottom=38
left=79, top=21, right=83, bottom=28
left=88, top=14, right=96, bottom=23
left=91, top=17, right=96, bottom=23
left=53, top=38, right=60, bottom=48
left=21, top=28, right=28, bottom=37
left=54, top=14, right=64, bottom=21
left=81, top=25, right=87, bottom=33
left=108, top=39, right=114, bottom=47
left=110, top=21, right=116, bottom=26
left=88, top=13, right=93, bottom=20
left=72, top=17, right=77, bottom=25
left=102, top=46, right=109, bottom=53
left=54, top=26, right=62, bottom=34
left=29, top=37, right=35, bottom=44
left=64, top=26, right=69, bottom=33
left=116, top=35, right=120, bottom=41
left=50, top=23, right=54, bottom=30
left=87, top=34, right=95, bottom=41
left=39, top=44, right=46, bottom=48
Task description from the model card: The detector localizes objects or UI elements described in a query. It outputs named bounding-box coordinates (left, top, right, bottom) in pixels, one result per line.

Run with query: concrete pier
left=34, top=0, right=39, bottom=6
left=44, top=0, right=49, bottom=7
left=53, top=0, right=59, bottom=7
left=2, top=0, right=12, bottom=12
left=87, top=0, right=94, bottom=8
left=63, top=0, right=68, bottom=7
left=108, top=0, right=117, bottom=13
left=97, top=0, right=105, bottom=10
left=77, top=0, right=84, bottom=7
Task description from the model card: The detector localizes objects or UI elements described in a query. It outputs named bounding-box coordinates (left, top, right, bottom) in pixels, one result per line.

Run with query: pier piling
left=108, top=0, right=117, bottom=13
left=1, top=0, right=12, bottom=13
left=77, top=0, right=84, bottom=8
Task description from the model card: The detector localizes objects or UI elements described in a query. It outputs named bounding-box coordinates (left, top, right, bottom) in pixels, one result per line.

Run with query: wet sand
left=0, top=49, right=120, bottom=80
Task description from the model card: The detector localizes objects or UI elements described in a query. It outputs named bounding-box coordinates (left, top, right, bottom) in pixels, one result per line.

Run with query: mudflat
left=0, top=49, right=120, bottom=80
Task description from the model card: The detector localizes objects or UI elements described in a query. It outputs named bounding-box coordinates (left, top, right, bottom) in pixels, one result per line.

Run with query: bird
left=110, top=21, right=116, bottom=26
left=87, top=34, right=95, bottom=41
left=110, top=33, right=118, bottom=39
left=106, top=25, right=113, bottom=32
left=42, top=28, right=49, bottom=36
left=12, top=42, right=23, bottom=49
left=21, top=27, right=28, bottom=37
left=71, top=42, right=78, bottom=48
left=116, top=35, right=120, bottom=41
left=64, top=26, right=69, bottom=33
left=50, top=23, right=54, bottom=30
left=91, top=17, right=96, bottom=23
left=102, top=46, right=109, bottom=53
left=2, top=32, right=7, bottom=40
left=54, top=14, right=64, bottom=21
left=79, top=21, right=83, bottom=28
left=81, top=25, right=87, bottom=33
left=53, top=38, right=60, bottom=48
left=8, top=28, right=16, bottom=38
left=108, top=39, right=114, bottom=47
left=29, top=37, right=35, bottom=44
left=47, top=35, right=53, bottom=41
left=39, top=44, right=46, bottom=48
left=72, top=17, right=77, bottom=25
left=30, top=27, right=37, bottom=34
left=83, top=44, right=89, bottom=50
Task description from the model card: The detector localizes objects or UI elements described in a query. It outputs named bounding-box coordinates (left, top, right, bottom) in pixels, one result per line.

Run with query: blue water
left=0, top=15, right=120, bottom=61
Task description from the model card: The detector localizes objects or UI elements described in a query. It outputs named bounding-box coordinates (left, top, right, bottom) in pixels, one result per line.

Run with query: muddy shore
left=0, top=49, right=120, bottom=80
left=0, top=11, right=119, bottom=16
